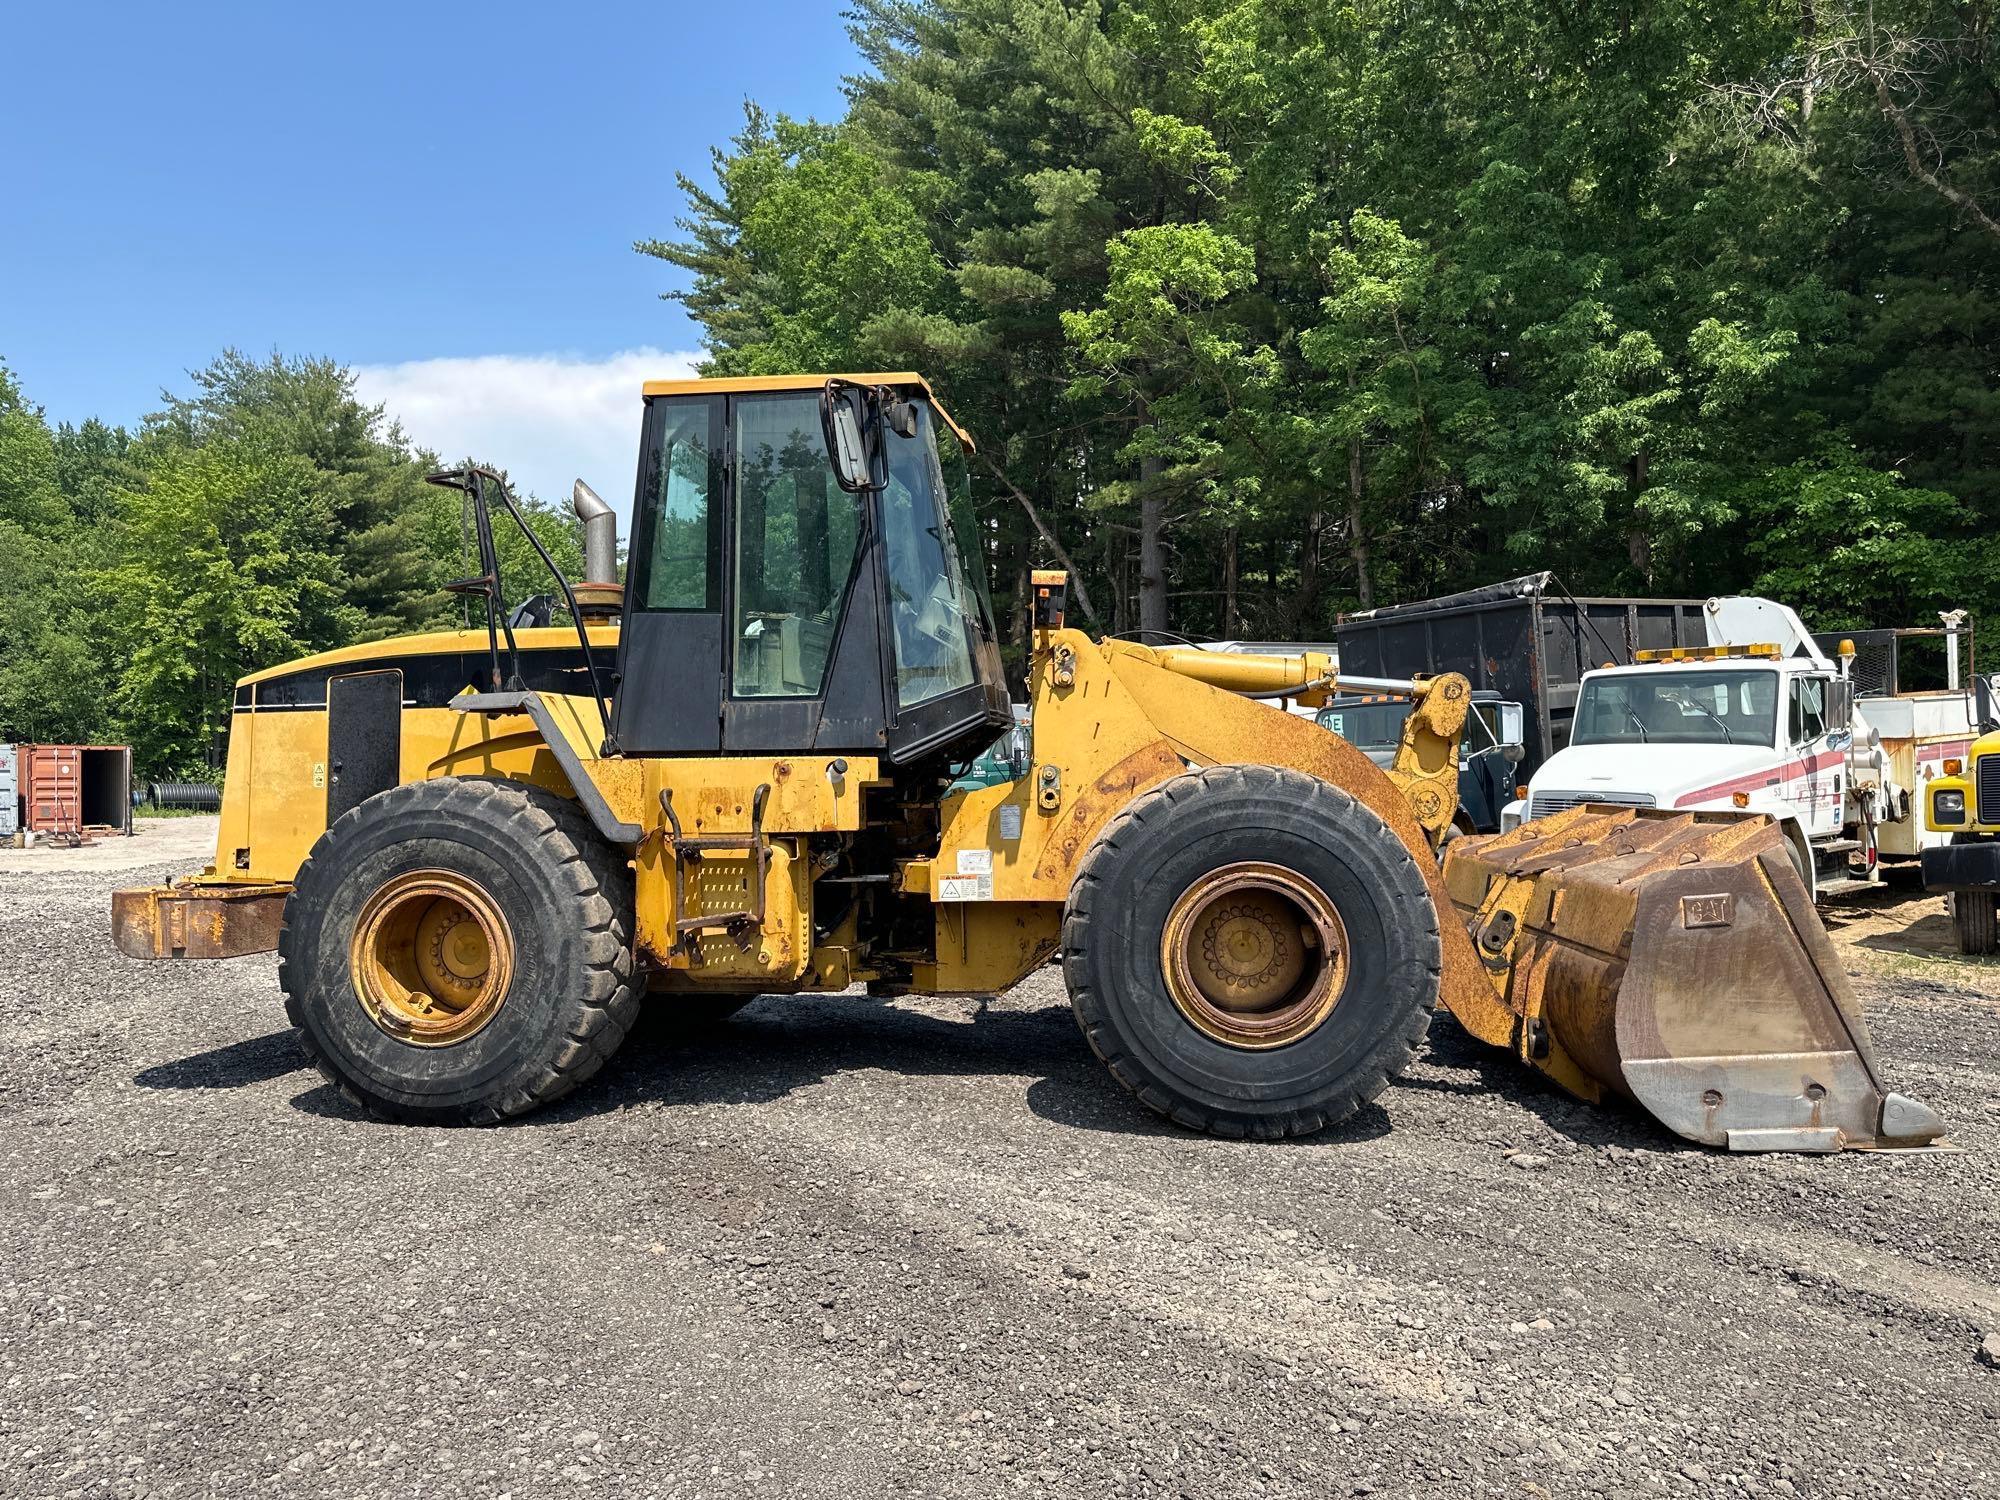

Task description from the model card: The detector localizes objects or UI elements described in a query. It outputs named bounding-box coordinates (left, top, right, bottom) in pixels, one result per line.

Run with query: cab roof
left=639, top=370, right=975, bottom=453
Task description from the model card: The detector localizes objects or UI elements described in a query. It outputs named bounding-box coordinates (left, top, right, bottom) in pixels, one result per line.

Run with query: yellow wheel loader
left=112, top=373, right=1943, bottom=1151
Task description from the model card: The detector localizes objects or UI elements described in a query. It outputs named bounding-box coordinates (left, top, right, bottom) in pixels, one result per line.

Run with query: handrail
left=427, top=466, right=621, bottom=756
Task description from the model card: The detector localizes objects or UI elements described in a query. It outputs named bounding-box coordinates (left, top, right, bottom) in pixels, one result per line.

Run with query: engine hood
left=1530, top=741, right=1785, bottom=808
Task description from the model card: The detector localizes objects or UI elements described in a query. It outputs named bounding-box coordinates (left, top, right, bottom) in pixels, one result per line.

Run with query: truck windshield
left=1573, top=669, right=1779, bottom=747
left=1317, top=700, right=1413, bottom=751
left=879, top=401, right=994, bottom=709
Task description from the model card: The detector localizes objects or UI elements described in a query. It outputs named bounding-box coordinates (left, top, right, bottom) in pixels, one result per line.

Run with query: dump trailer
left=112, top=373, right=1941, bottom=1152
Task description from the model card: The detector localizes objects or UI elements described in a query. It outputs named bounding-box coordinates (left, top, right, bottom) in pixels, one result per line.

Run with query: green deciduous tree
left=644, top=0, right=1997, bottom=649
left=0, top=351, right=597, bottom=775
left=0, top=365, right=116, bottom=744
left=103, top=442, right=353, bottom=772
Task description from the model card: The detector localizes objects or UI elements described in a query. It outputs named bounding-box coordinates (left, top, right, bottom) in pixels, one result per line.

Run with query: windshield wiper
left=1623, top=708, right=1649, bottom=743
left=1668, top=694, right=1736, bottom=745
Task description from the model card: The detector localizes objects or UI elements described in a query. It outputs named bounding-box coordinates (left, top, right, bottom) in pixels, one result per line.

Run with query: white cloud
left=353, top=347, right=703, bottom=522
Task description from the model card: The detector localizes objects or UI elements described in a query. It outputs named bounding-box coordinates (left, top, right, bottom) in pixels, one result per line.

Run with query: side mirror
left=824, top=394, right=872, bottom=494
left=1827, top=677, right=1854, bottom=734
left=824, top=389, right=872, bottom=493
left=1978, top=674, right=1998, bottom=734
left=1496, top=702, right=1526, bottom=751
left=1502, top=743, right=1526, bottom=764
left=882, top=394, right=919, bottom=439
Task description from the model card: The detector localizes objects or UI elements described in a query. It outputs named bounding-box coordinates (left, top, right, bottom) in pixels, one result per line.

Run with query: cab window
left=1790, top=677, right=1828, bottom=746
left=1574, top=669, right=1779, bottom=746
left=731, top=394, right=863, bottom=698
left=635, top=395, right=722, bottom=611
left=880, top=404, right=978, bottom=709
left=1316, top=700, right=1413, bottom=752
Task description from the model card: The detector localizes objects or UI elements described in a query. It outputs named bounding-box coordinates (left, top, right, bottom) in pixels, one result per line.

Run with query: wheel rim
left=1160, top=861, right=1348, bottom=1049
left=349, top=869, right=515, bottom=1046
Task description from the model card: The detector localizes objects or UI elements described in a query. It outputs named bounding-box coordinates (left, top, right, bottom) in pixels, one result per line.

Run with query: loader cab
left=614, top=373, right=1011, bottom=765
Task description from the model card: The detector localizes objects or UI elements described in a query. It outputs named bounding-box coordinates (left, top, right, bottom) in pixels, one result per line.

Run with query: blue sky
left=0, top=1, right=860, bottom=507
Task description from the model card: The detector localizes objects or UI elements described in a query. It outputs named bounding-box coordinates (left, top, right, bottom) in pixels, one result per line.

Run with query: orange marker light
left=1732, top=791, right=1750, bottom=808
left=1944, top=758, right=1963, bottom=776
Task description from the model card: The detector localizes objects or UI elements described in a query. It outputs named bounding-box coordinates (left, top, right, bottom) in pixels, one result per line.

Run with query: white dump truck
left=1503, top=597, right=1988, bottom=899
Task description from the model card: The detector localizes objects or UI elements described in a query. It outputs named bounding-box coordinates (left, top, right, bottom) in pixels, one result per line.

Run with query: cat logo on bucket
left=1681, top=894, right=1735, bottom=929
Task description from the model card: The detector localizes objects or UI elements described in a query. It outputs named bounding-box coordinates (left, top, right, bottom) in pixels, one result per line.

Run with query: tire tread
left=278, top=777, right=638, bottom=1125
left=1062, top=764, right=1438, bottom=1139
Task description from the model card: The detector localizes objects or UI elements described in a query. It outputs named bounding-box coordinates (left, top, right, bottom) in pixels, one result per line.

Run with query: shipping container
left=0, top=744, right=16, bottom=839
left=23, top=744, right=133, bottom=837
left=82, top=745, right=134, bottom=835
left=1334, top=573, right=1707, bottom=779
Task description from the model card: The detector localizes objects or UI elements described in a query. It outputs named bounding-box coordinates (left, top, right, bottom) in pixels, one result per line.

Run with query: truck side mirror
left=1978, top=674, right=1998, bottom=734
left=1009, top=725, right=1032, bottom=781
left=1496, top=702, right=1526, bottom=751
left=1827, top=678, right=1854, bottom=735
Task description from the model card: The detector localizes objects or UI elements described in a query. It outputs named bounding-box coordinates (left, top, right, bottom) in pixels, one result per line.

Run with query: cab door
left=1787, top=675, right=1840, bottom=838
left=719, top=391, right=889, bottom=755
left=614, top=393, right=726, bottom=754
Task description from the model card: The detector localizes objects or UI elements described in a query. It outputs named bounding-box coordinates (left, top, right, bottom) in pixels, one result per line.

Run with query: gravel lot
left=3, top=823, right=1997, bottom=1499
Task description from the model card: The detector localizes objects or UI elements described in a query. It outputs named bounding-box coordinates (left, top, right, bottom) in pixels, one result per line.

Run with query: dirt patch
left=0, top=857, right=1994, bottom=1499
left=0, top=814, right=219, bottom=875
left=1819, top=875, right=2000, bottom=997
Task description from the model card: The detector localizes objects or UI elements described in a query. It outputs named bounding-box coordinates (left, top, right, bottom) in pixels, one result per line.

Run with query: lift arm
left=1100, top=639, right=1471, bottom=847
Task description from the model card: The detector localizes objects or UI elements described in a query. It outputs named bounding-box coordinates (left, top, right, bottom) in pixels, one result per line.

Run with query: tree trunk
left=1798, top=0, right=1817, bottom=129
left=1222, top=526, right=1240, bottom=636
left=1626, top=448, right=1653, bottom=586
left=1010, top=555, right=1029, bottom=649
left=1346, top=434, right=1374, bottom=611
left=1106, top=528, right=1130, bottom=635
left=976, top=452, right=1100, bottom=625
left=1138, top=453, right=1168, bottom=637
left=1298, top=507, right=1325, bottom=635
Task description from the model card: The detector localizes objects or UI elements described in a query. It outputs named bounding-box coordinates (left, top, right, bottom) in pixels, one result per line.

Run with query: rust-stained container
left=25, top=745, right=82, bottom=836
left=24, top=745, right=133, bottom=836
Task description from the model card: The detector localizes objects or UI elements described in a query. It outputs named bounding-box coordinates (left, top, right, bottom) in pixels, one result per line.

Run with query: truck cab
left=1317, top=691, right=1525, bottom=833
left=1504, top=644, right=1862, bottom=894
left=1919, top=676, right=2000, bottom=953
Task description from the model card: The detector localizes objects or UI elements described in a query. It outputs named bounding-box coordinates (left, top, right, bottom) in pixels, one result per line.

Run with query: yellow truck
left=1920, top=679, right=2000, bottom=953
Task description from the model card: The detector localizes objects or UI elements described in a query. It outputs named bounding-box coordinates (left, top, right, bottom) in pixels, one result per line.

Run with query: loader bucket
left=1440, top=807, right=1944, bottom=1152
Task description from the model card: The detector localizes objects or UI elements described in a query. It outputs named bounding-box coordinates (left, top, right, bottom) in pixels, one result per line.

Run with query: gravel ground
left=3, top=835, right=1997, bottom=1500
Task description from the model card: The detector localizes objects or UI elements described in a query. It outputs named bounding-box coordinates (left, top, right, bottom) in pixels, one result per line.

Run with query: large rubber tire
left=278, top=778, right=640, bottom=1123
left=1062, top=764, right=1439, bottom=1139
left=1953, top=890, right=1998, bottom=955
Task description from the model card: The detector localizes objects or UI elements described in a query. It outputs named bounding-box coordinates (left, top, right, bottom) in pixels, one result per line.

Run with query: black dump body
left=1334, top=573, right=1707, bottom=778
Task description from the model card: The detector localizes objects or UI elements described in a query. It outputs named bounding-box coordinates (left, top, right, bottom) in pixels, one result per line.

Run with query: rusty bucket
left=1441, top=807, right=1943, bottom=1152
